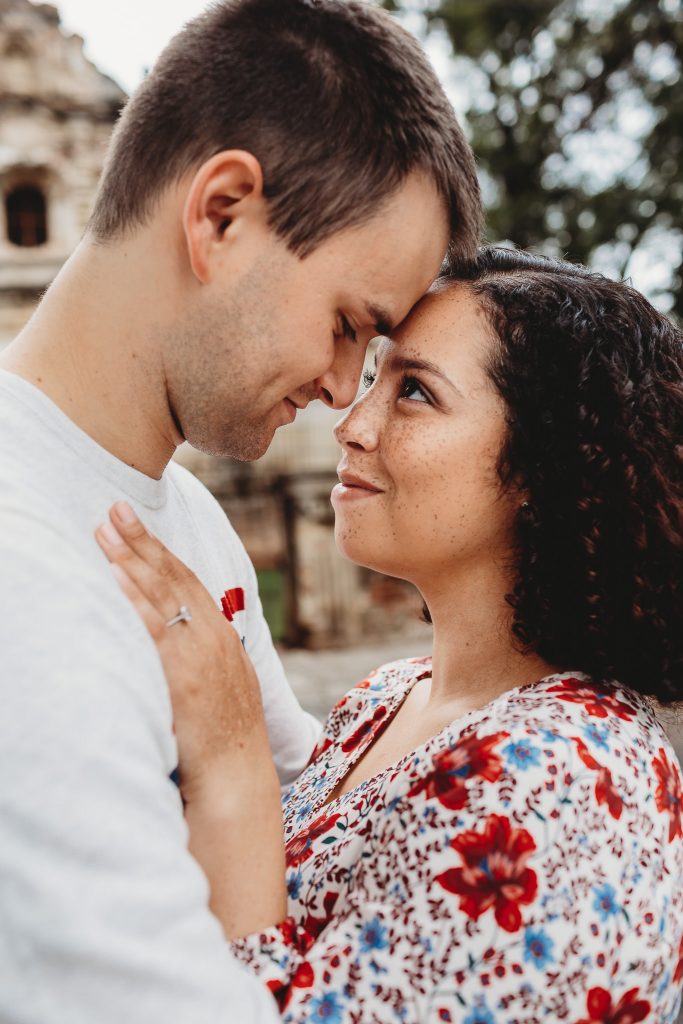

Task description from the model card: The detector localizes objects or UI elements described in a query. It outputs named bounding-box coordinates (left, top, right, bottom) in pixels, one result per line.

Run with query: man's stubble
left=163, top=259, right=288, bottom=462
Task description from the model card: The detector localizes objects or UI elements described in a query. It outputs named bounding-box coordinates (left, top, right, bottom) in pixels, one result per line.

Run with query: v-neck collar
left=311, top=664, right=591, bottom=817
left=316, top=660, right=433, bottom=811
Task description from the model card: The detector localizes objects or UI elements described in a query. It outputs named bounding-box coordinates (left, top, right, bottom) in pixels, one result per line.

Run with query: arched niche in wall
left=5, top=184, right=48, bottom=247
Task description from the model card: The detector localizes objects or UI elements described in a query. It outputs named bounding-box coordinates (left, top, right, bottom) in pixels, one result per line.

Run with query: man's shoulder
left=167, top=459, right=248, bottom=558
left=0, top=503, right=152, bottom=656
left=0, top=500, right=85, bottom=565
left=168, top=460, right=235, bottom=527
left=0, top=502, right=172, bottom=730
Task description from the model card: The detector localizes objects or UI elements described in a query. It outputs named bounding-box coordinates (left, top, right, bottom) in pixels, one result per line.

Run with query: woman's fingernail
left=101, top=522, right=124, bottom=546
left=115, top=501, right=137, bottom=524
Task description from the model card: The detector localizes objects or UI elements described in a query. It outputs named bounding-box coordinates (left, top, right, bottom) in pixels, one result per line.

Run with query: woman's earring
left=521, top=501, right=530, bottom=511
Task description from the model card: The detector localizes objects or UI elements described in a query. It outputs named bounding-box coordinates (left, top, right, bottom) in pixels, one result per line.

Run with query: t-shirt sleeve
left=234, top=533, right=322, bottom=786
left=170, top=463, right=321, bottom=786
left=230, top=707, right=680, bottom=1021
left=0, top=515, right=279, bottom=1024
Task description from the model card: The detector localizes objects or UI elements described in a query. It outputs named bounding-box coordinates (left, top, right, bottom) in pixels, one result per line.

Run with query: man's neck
left=0, top=235, right=183, bottom=480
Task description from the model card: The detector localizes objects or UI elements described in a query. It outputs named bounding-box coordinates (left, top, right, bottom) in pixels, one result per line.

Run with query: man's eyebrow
left=380, top=352, right=464, bottom=397
left=364, top=303, right=394, bottom=336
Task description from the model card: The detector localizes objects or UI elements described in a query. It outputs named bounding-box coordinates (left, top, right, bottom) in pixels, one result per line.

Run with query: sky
left=53, top=0, right=453, bottom=97
left=53, top=0, right=206, bottom=93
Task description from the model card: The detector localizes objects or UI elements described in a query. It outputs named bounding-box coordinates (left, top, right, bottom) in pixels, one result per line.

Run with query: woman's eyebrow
left=382, top=353, right=464, bottom=397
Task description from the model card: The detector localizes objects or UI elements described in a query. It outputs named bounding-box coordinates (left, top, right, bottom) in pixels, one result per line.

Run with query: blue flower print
left=463, top=1005, right=495, bottom=1024
left=593, top=882, right=619, bottom=921
left=309, top=992, right=345, bottom=1023
left=523, top=927, right=555, bottom=969
left=503, top=739, right=542, bottom=771
left=295, top=800, right=313, bottom=822
left=359, top=916, right=389, bottom=953
left=658, top=970, right=671, bottom=999
left=582, top=723, right=610, bottom=751
left=286, top=869, right=303, bottom=900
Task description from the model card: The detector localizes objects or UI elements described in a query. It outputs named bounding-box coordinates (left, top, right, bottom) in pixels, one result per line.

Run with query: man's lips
left=282, top=397, right=310, bottom=421
left=282, top=398, right=297, bottom=423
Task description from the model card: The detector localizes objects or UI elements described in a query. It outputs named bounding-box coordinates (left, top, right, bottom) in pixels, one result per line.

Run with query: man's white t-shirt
left=0, top=369, right=321, bottom=1023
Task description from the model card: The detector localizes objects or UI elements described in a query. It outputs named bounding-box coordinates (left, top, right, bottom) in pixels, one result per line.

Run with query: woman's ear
left=182, top=150, right=265, bottom=283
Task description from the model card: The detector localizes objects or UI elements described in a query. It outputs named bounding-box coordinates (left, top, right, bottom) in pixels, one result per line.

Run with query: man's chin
left=182, top=423, right=274, bottom=462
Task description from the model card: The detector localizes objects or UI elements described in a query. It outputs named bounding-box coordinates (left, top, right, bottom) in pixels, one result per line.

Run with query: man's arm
left=0, top=514, right=278, bottom=1024
left=168, top=463, right=320, bottom=786
left=234, top=531, right=322, bottom=786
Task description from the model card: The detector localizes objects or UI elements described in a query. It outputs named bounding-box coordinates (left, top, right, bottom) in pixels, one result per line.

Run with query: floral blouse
left=232, top=658, right=683, bottom=1023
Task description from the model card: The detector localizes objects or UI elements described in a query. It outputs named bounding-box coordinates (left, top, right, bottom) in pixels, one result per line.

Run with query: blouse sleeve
left=231, top=704, right=683, bottom=1022
left=231, top=896, right=434, bottom=1022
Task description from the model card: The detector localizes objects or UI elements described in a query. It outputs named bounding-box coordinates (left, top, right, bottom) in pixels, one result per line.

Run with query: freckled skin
left=330, top=302, right=562, bottom=796
left=332, top=283, right=520, bottom=596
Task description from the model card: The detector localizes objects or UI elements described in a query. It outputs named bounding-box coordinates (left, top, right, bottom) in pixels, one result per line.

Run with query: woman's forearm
left=184, top=733, right=287, bottom=940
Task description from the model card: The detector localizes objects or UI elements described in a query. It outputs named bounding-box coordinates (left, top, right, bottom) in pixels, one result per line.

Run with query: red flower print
left=547, top=678, right=635, bottom=720
left=268, top=960, right=315, bottom=1012
left=435, top=813, right=538, bottom=932
left=595, top=767, right=623, bottom=820
left=674, top=933, right=683, bottom=985
left=573, top=737, right=600, bottom=771
left=573, top=738, right=623, bottom=820
left=303, top=890, right=340, bottom=941
left=653, top=746, right=682, bottom=842
left=408, top=731, right=509, bottom=811
left=341, top=704, right=388, bottom=754
left=286, top=811, right=341, bottom=867
left=307, top=736, right=333, bottom=768
left=220, top=586, right=245, bottom=622
left=574, top=986, right=650, bottom=1023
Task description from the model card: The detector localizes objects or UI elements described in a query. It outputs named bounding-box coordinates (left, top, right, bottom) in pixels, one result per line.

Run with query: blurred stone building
left=0, top=0, right=422, bottom=648
left=0, top=0, right=124, bottom=344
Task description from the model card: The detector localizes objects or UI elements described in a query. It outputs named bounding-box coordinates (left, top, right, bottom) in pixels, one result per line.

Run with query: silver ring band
left=166, top=605, right=192, bottom=628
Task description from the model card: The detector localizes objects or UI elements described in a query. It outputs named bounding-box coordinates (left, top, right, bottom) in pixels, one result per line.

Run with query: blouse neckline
left=315, top=661, right=583, bottom=815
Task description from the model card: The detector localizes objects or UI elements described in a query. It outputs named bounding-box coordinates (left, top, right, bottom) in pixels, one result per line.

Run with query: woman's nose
left=334, top=393, right=379, bottom=452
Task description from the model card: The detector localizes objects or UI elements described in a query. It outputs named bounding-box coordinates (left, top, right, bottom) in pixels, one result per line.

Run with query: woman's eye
left=362, top=368, right=376, bottom=390
left=400, top=376, right=429, bottom=403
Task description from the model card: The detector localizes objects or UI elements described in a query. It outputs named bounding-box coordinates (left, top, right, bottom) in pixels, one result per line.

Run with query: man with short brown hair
left=0, top=1, right=480, bottom=1020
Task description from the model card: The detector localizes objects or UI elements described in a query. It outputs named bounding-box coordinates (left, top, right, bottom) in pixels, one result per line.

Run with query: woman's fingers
left=95, top=522, right=176, bottom=617
left=109, top=562, right=168, bottom=641
left=95, top=503, right=238, bottom=652
left=110, top=502, right=187, bottom=581
left=95, top=503, right=192, bottom=619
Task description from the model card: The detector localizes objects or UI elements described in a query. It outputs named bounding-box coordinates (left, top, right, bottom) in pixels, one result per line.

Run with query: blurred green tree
left=383, top=0, right=682, bottom=317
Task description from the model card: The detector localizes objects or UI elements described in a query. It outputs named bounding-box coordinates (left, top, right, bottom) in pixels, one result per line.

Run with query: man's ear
left=182, top=150, right=266, bottom=283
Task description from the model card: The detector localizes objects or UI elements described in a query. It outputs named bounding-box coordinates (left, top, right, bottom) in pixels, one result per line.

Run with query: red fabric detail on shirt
left=221, top=587, right=245, bottom=622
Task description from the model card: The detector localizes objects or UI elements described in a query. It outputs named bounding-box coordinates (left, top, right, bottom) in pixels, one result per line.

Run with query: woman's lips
left=331, top=472, right=383, bottom=503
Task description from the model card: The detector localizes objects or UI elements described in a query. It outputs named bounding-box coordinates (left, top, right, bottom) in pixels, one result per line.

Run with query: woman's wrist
left=183, top=745, right=287, bottom=938
left=179, top=729, right=280, bottom=810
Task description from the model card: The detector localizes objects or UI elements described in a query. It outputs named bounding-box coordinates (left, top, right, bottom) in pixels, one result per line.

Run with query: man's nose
left=314, top=337, right=369, bottom=410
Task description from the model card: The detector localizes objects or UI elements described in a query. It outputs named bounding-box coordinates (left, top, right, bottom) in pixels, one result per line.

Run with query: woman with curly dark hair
left=97, top=247, right=683, bottom=1022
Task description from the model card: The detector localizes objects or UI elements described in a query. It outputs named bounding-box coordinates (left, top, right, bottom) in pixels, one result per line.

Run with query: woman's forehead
left=375, top=287, right=494, bottom=382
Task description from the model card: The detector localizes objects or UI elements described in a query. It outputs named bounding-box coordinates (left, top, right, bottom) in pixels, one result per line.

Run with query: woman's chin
left=333, top=529, right=410, bottom=581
